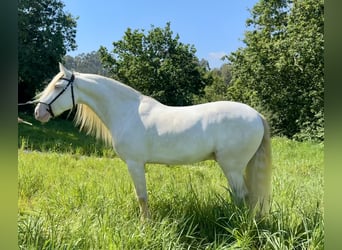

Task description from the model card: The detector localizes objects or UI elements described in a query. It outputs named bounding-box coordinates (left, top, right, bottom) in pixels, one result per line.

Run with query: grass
left=18, top=112, right=115, bottom=157
left=18, top=113, right=324, bottom=249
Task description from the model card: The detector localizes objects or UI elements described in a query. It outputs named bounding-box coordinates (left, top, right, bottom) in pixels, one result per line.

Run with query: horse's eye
left=54, top=83, right=64, bottom=89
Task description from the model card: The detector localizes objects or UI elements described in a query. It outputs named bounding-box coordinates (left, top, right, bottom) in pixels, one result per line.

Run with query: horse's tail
left=245, top=115, right=272, bottom=215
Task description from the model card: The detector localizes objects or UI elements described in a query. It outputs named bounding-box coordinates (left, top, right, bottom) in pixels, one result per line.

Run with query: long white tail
left=245, top=115, right=272, bottom=215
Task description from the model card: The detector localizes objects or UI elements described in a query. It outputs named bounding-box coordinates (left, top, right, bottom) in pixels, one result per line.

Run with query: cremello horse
left=35, top=63, right=272, bottom=219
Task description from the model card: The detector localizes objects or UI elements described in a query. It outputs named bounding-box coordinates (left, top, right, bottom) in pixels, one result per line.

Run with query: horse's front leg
left=126, top=160, right=150, bottom=220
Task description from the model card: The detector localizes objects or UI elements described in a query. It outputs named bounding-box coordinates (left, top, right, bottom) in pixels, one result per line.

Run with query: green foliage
left=227, top=0, right=324, bottom=141
left=18, top=0, right=77, bottom=103
left=18, top=125, right=323, bottom=249
left=194, top=64, right=233, bottom=104
left=99, top=22, right=209, bottom=106
left=63, top=51, right=109, bottom=76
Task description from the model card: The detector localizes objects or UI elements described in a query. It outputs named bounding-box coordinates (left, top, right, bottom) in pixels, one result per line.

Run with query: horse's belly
left=147, top=151, right=215, bottom=165
left=146, top=136, right=216, bottom=164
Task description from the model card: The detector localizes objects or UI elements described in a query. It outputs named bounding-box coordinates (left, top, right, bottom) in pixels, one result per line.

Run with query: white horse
left=34, top=63, right=272, bottom=219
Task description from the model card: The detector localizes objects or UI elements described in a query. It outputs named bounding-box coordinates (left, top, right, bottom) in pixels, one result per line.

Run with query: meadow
left=18, top=113, right=324, bottom=249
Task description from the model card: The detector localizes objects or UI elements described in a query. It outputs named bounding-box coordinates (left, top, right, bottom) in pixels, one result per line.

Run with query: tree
left=227, top=0, right=324, bottom=140
left=213, top=64, right=232, bottom=86
left=18, top=0, right=77, bottom=103
left=99, top=23, right=209, bottom=106
left=194, top=63, right=232, bottom=104
left=64, top=51, right=109, bottom=76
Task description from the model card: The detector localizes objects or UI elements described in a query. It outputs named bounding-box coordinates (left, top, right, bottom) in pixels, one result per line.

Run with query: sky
left=63, top=0, right=259, bottom=69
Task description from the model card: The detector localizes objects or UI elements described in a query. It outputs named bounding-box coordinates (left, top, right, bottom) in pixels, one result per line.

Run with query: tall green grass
left=18, top=115, right=323, bottom=249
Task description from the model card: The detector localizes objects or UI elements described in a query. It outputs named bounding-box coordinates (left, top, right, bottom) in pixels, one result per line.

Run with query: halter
left=38, top=74, right=76, bottom=118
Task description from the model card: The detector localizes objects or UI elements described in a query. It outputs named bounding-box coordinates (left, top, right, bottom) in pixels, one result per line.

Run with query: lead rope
left=18, top=117, right=32, bottom=126
left=18, top=101, right=36, bottom=125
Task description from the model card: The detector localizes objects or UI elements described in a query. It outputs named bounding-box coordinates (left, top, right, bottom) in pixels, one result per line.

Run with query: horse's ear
left=59, top=63, right=72, bottom=76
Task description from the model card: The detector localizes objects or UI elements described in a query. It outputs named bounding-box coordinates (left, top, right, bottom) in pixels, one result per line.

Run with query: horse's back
left=142, top=99, right=262, bottom=134
left=141, top=98, right=259, bottom=125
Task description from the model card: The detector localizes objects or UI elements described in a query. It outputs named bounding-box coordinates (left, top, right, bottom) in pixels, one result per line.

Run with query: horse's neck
left=77, top=75, right=141, bottom=128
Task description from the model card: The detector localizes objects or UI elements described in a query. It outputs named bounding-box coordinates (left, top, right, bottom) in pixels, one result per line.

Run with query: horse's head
left=35, top=63, right=76, bottom=123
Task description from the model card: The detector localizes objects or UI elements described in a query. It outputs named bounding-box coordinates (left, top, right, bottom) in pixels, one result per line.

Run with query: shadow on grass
left=151, top=193, right=323, bottom=249
left=18, top=112, right=115, bottom=157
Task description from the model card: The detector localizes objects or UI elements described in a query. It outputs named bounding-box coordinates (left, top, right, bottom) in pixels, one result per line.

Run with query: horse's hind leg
left=217, top=159, right=249, bottom=205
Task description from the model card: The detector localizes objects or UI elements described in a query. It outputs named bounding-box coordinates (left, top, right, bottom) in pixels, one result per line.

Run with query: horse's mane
left=74, top=104, right=113, bottom=146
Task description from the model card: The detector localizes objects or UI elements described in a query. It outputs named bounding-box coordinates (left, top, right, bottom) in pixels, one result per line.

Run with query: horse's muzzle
left=34, top=103, right=52, bottom=123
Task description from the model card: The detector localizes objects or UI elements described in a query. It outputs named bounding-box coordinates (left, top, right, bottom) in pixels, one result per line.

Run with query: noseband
left=38, top=74, right=75, bottom=118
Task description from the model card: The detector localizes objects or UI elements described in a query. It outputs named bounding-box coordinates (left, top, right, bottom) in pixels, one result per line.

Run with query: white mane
left=74, top=104, right=113, bottom=145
